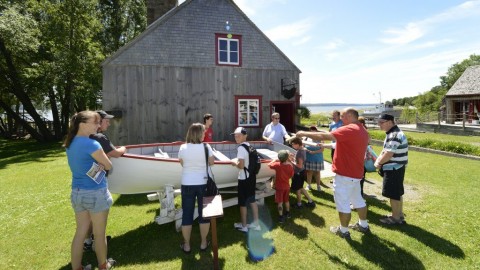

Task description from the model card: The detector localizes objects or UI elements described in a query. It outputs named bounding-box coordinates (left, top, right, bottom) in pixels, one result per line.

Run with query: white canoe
left=108, top=141, right=295, bottom=194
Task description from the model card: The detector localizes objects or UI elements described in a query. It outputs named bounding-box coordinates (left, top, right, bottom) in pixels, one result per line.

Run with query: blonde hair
left=185, top=123, right=205, bottom=144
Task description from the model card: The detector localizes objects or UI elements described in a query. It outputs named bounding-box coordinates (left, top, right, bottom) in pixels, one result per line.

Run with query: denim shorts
left=71, top=187, right=113, bottom=213
left=181, top=184, right=209, bottom=225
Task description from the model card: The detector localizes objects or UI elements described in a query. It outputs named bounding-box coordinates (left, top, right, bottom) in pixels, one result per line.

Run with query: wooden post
left=211, top=218, right=219, bottom=270
left=463, top=112, right=466, bottom=131
left=202, top=195, right=223, bottom=270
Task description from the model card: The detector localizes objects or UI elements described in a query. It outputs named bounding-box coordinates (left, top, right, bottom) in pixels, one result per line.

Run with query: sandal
left=383, top=214, right=406, bottom=222
left=379, top=216, right=404, bottom=225
left=99, top=258, right=116, bottom=270
left=180, top=243, right=191, bottom=254
left=200, top=241, right=210, bottom=252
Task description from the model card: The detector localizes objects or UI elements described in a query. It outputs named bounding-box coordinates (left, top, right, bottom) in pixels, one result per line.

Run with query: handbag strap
left=203, top=143, right=209, bottom=177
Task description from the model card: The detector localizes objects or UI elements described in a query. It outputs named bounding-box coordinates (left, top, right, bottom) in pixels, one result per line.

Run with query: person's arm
left=91, top=149, right=112, bottom=170
left=374, top=150, right=394, bottom=168
left=296, top=131, right=335, bottom=141
left=262, top=125, right=273, bottom=144
left=106, top=146, right=126, bottom=158
left=206, top=144, right=215, bottom=165
left=232, top=158, right=245, bottom=169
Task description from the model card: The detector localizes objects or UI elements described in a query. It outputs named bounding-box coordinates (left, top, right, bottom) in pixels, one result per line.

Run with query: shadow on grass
left=0, top=139, right=64, bottom=169
left=349, top=233, right=426, bottom=269
left=368, top=212, right=465, bottom=259
left=313, top=244, right=363, bottom=270
left=113, top=194, right=158, bottom=206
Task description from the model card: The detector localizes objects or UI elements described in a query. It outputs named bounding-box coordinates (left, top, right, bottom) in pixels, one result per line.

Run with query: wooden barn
left=444, top=65, right=480, bottom=124
left=102, top=0, right=302, bottom=145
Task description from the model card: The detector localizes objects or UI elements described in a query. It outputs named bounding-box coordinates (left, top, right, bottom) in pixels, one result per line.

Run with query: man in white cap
left=230, top=127, right=260, bottom=232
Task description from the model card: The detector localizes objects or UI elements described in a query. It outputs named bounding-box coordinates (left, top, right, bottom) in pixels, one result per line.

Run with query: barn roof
left=102, top=0, right=301, bottom=72
left=445, top=65, right=480, bottom=97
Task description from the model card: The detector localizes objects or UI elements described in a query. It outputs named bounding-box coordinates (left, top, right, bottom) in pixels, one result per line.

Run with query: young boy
left=230, top=127, right=260, bottom=232
left=268, top=150, right=294, bottom=223
left=289, top=137, right=316, bottom=209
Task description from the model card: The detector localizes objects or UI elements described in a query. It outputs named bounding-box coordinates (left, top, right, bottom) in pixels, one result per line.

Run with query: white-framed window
left=236, top=96, right=261, bottom=127
left=215, top=34, right=242, bottom=66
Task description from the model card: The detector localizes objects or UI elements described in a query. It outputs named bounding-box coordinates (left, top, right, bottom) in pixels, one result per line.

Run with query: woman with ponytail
left=64, top=111, right=115, bottom=270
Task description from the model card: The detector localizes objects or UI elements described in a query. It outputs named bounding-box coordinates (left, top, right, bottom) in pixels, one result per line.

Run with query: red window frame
left=235, top=95, right=262, bottom=127
left=215, top=33, right=242, bottom=66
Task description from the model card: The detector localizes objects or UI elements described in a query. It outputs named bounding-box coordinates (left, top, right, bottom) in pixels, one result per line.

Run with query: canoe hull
left=108, top=141, right=293, bottom=194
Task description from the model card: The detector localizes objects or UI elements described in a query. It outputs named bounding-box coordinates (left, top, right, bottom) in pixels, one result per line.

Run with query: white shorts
left=333, top=174, right=366, bottom=213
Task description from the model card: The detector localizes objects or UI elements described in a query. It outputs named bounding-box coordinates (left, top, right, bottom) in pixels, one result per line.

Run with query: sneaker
left=349, top=222, right=371, bottom=233
left=99, top=258, right=116, bottom=270
left=278, top=215, right=285, bottom=224
left=248, top=223, right=261, bottom=231
left=83, top=241, right=93, bottom=251
left=305, top=201, right=316, bottom=208
left=236, top=225, right=248, bottom=233
left=306, top=185, right=312, bottom=191
left=292, top=203, right=303, bottom=209
left=285, top=211, right=291, bottom=218
left=330, top=226, right=351, bottom=239
left=317, top=185, right=321, bottom=192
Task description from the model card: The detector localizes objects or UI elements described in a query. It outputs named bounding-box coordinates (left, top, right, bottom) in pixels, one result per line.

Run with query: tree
left=440, top=54, right=480, bottom=90
left=0, top=4, right=54, bottom=141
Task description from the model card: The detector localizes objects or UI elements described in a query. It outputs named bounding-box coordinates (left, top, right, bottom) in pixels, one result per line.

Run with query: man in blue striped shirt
left=374, top=113, right=408, bottom=225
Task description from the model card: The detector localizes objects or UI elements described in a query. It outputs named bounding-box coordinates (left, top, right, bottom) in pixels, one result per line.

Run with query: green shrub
left=367, top=130, right=480, bottom=156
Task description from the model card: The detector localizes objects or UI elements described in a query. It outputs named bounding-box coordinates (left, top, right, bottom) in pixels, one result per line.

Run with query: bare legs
left=240, top=202, right=259, bottom=227
left=71, top=210, right=109, bottom=270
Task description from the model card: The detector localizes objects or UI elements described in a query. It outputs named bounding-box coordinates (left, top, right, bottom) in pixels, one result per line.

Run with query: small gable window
left=216, top=34, right=242, bottom=66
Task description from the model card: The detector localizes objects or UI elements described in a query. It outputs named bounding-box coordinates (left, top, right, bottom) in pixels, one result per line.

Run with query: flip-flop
left=379, top=216, right=405, bottom=225
left=200, top=241, right=210, bottom=252
left=180, top=243, right=191, bottom=254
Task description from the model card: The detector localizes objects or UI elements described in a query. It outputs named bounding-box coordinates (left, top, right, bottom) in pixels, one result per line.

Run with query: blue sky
left=179, top=0, right=480, bottom=104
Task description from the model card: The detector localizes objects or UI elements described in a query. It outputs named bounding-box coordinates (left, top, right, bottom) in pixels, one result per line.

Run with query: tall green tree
left=440, top=54, right=480, bottom=90
left=0, top=4, right=54, bottom=141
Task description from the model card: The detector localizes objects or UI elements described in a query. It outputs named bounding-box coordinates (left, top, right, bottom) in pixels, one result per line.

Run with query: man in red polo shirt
left=296, top=108, right=369, bottom=239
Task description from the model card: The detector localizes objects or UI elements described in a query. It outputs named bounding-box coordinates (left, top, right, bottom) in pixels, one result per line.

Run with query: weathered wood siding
left=104, top=66, right=298, bottom=145
left=102, top=0, right=301, bottom=145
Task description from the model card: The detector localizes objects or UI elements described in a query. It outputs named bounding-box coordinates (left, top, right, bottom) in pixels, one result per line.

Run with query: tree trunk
left=0, top=98, right=44, bottom=141
left=48, top=87, right=62, bottom=139
left=0, top=36, right=54, bottom=142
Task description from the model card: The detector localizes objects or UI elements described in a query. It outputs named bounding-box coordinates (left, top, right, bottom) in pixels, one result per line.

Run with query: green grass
left=1, top=139, right=479, bottom=269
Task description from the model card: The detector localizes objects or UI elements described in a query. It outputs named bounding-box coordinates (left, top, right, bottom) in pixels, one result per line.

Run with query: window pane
left=219, top=51, right=228, bottom=62
left=230, top=40, right=238, bottom=51
left=230, top=52, right=238, bottom=63
left=219, top=40, right=227, bottom=51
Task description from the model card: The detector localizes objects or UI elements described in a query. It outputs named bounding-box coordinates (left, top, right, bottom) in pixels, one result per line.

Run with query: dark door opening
left=271, top=102, right=295, bottom=133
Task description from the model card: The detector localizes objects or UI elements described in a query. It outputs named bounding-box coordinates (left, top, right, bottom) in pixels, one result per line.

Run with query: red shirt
left=203, top=127, right=213, bottom=142
left=331, top=123, right=369, bottom=179
left=268, top=161, right=294, bottom=190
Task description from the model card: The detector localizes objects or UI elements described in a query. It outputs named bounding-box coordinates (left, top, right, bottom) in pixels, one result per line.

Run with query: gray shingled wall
left=108, top=0, right=296, bottom=70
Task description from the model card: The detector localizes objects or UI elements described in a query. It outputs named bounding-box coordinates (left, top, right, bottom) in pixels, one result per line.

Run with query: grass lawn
left=1, top=139, right=479, bottom=269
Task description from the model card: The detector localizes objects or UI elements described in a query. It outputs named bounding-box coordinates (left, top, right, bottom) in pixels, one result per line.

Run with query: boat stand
left=148, top=178, right=275, bottom=231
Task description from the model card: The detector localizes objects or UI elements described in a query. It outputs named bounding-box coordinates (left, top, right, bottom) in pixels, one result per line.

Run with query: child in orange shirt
left=268, top=150, right=294, bottom=223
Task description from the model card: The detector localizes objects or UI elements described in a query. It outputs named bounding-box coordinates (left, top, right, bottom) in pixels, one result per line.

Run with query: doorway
left=270, top=102, right=296, bottom=133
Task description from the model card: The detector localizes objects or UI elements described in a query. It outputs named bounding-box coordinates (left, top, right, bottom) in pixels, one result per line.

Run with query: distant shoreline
left=303, top=103, right=377, bottom=114
left=301, top=103, right=378, bottom=107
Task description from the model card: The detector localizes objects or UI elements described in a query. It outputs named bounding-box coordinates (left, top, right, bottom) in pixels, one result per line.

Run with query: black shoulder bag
left=203, top=143, right=219, bottom=196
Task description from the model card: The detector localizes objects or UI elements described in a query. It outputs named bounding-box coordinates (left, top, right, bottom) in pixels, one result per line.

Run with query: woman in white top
left=178, top=123, right=214, bottom=254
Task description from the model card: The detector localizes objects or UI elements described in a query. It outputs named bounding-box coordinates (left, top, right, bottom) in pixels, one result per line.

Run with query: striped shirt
left=382, top=125, right=408, bottom=170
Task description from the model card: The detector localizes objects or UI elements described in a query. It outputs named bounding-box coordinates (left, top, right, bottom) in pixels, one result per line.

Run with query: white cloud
left=379, top=1, right=480, bottom=46
left=264, top=18, right=314, bottom=42
left=293, top=36, right=312, bottom=46
left=380, top=23, right=424, bottom=45
left=323, top=38, right=346, bottom=50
